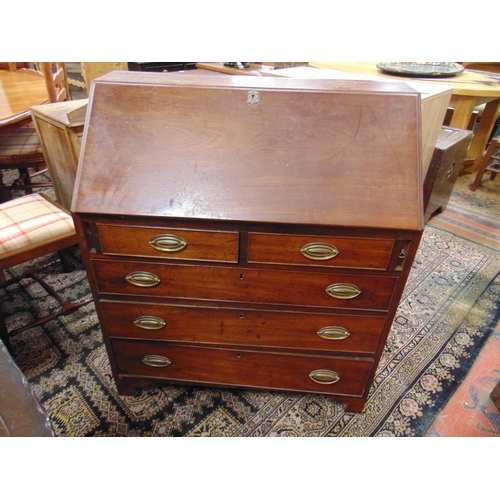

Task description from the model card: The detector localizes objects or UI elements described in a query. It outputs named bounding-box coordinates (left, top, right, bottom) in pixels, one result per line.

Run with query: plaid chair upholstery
left=0, top=193, right=89, bottom=354
left=0, top=128, right=45, bottom=164
left=0, top=193, right=75, bottom=260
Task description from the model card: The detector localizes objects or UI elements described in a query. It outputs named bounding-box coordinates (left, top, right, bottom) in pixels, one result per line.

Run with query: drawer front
left=101, top=301, right=387, bottom=354
left=97, top=224, right=239, bottom=263
left=111, top=339, right=374, bottom=397
left=248, top=232, right=394, bottom=270
left=92, top=260, right=398, bottom=311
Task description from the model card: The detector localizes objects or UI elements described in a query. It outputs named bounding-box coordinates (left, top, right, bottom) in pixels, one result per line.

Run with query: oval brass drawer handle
left=125, top=271, right=161, bottom=287
left=142, top=354, right=172, bottom=368
left=317, top=326, right=350, bottom=341
left=309, top=369, right=340, bottom=385
left=134, top=316, right=166, bottom=330
left=300, top=242, right=339, bottom=261
left=150, top=234, right=187, bottom=253
left=325, top=283, right=361, bottom=299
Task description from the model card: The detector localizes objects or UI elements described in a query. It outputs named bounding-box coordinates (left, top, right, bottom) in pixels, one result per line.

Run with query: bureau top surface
left=72, top=71, right=423, bottom=230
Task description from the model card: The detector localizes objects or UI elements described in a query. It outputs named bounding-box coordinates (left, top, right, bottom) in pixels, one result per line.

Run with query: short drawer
left=111, top=339, right=374, bottom=397
left=97, top=224, right=239, bottom=263
left=101, top=301, right=387, bottom=354
left=92, top=260, right=398, bottom=311
left=248, top=232, right=394, bottom=270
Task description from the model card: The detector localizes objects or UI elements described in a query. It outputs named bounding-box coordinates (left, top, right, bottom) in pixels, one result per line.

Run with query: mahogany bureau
left=72, top=71, right=425, bottom=412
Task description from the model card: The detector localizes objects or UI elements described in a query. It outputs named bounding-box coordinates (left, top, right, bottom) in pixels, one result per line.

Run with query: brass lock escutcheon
left=300, top=242, right=339, bottom=261
left=150, top=234, right=187, bottom=253
left=325, top=283, right=361, bottom=300
left=142, top=355, right=172, bottom=368
left=247, top=90, right=259, bottom=105
left=134, top=316, right=166, bottom=330
left=309, top=369, right=340, bottom=385
left=125, top=271, right=161, bottom=287
left=317, top=326, right=350, bottom=341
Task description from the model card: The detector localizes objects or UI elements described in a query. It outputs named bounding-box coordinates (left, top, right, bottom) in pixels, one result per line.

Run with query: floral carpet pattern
left=2, top=197, right=499, bottom=436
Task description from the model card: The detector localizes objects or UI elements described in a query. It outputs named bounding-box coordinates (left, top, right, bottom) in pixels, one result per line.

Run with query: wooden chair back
left=38, top=63, right=70, bottom=103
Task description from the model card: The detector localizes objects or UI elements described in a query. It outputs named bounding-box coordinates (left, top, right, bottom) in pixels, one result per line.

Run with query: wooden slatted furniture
left=37, top=63, right=70, bottom=104
left=4, top=63, right=70, bottom=103
left=470, top=137, right=500, bottom=191
left=72, top=71, right=426, bottom=412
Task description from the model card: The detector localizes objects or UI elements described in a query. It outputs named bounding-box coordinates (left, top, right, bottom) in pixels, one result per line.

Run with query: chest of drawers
left=72, top=71, right=426, bottom=412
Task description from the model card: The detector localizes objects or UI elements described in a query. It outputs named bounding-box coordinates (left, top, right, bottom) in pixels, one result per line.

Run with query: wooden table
left=0, top=69, right=49, bottom=202
left=309, top=63, right=500, bottom=173
left=196, top=62, right=269, bottom=76
left=0, top=69, right=48, bottom=132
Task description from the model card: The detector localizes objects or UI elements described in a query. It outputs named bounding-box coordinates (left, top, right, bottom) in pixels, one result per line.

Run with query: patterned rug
left=423, top=172, right=500, bottom=437
left=426, top=322, right=500, bottom=437
left=446, top=172, right=500, bottom=232
left=2, top=176, right=500, bottom=436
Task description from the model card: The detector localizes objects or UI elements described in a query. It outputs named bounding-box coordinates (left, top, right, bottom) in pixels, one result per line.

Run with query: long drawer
left=248, top=232, right=394, bottom=270
left=111, top=339, right=374, bottom=397
left=101, top=300, right=387, bottom=354
left=92, top=259, right=398, bottom=311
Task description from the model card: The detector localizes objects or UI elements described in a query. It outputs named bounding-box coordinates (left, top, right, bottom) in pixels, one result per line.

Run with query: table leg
left=448, top=95, right=479, bottom=130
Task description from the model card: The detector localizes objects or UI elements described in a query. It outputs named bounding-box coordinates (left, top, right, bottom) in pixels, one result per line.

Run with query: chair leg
left=0, top=172, right=12, bottom=203
left=58, top=248, right=76, bottom=273
left=14, top=168, right=33, bottom=194
left=0, top=268, right=93, bottom=338
left=0, top=312, right=11, bottom=352
left=0, top=270, right=10, bottom=350
left=2, top=164, right=52, bottom=197
left=471, top=139, right=500, bottom=191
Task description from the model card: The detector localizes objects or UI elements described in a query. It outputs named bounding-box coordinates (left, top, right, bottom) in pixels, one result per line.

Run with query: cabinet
left=72, top=71, right=425, bottom=412
left=31, top=99, right=88, bottom=210
left=423, top=126, right=473, bottom=221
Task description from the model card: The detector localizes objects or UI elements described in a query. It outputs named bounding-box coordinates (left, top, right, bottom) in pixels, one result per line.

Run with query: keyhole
left=237, top=353, right=241, bottom=358
left=240, top=273, right=244, bottom=280
left=239, top=312, right=244, bottom=319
